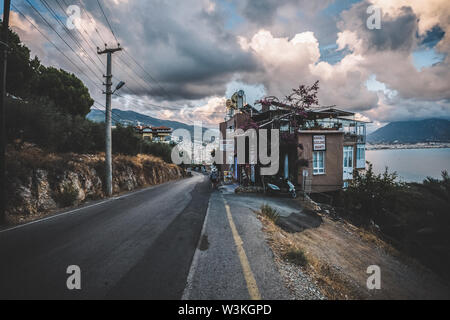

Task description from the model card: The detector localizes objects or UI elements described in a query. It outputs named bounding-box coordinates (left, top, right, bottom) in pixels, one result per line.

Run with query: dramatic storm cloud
left=8, top=0, right=450, bottom=126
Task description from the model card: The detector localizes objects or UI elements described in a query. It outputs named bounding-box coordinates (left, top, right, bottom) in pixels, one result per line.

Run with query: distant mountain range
left=87, top=108, right=206, bottom=137
left=368, top=119, right=450, bottom=144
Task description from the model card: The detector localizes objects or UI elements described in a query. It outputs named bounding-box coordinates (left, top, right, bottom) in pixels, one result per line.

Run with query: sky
left=6, top=0, right=450, bottom=131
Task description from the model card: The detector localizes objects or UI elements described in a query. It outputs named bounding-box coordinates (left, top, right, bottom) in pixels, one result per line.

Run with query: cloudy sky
left=7, top=0, right=450, bottom=130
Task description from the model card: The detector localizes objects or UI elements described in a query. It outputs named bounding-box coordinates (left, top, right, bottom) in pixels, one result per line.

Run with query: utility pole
left=98, top=45, right=122, bottom=197
left=0, top=0, right=11, bottom=224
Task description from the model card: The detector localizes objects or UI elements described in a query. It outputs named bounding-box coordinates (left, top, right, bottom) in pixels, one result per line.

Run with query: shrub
left=335, top=164, right=450, bottom=282
left=141, top=140, right=173, bottom=163
left=260, top=204, right=280, bottom=223
left=6, top=98, right=104, bottom=154
left=341, top=162, right=404, bottom=225
left=57, top=183, right=78, bottom=208
left=284, top=248, right=308, bottom=267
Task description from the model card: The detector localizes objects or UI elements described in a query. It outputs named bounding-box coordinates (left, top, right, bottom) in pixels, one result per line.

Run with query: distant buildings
left=219, top=91, right=368, bottom=193
left=135, top=125, right=173, bottom=143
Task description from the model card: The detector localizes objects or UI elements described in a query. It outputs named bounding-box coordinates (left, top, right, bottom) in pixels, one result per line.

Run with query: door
left=343, top=146, right=354, bottom=181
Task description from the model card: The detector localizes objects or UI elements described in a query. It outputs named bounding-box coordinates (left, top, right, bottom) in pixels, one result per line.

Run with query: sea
left=366, top=148, right=450, bottom=183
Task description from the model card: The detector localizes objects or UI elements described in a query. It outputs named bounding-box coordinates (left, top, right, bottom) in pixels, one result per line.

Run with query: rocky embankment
left=5, top=144, right=183, bottom=223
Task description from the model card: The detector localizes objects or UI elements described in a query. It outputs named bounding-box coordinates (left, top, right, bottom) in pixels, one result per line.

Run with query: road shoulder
left=184, top=191, right=322, bottom=300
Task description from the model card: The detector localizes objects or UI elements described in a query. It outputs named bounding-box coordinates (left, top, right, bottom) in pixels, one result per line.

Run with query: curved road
left=0, top=173, right=210, bottom=300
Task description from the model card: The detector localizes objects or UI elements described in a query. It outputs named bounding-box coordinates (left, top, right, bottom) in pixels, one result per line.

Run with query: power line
left=116, top=53, right=193, bottom=112
left=20, top=2, right=224, bottom=121
left=93, top=98, right=125, bottom=121
left=12, top=3, right=103, bottom=94
left=92, top=102, right=122, bottom=124
left=116, top=56, right=156, bottom=93
left=73, top=1, right=192, bottom=111
left=14, top=4, right=135, bottom=123
left=77, top=0, right=107, bottom=46
left=12, top=4, right=128, bottom=124
left=23, top=0, right=104, bottom=85
left=95, top=0, right=119, bottom=45
left=54, top=0, right=106, bottom=68
left=38, top=0, right=104, bottom=74
left=122, top=49, right=174, bottom=100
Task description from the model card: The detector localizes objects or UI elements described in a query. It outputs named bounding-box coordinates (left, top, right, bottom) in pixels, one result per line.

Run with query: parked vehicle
left=266, top=176, right=297, bottom=198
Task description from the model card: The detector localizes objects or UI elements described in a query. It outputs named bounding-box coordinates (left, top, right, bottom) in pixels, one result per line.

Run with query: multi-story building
left=219, top=93, right=368, bottom=193
left=135, top=125, right=173, bottom=143
left=296, top=108, right=367, bottom=192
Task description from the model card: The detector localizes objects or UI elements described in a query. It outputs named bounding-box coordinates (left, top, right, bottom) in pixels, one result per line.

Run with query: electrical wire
left=38, top=0, right=104, bottom=74
left=77, top=0, right=107, bottom=46
left=95, top=0, right=119, bottom=45
left=12, top=3, right=103, bottom=94
left=23, top=0, right=103, bottom=84
left=55, top=0, right=106, bottom=68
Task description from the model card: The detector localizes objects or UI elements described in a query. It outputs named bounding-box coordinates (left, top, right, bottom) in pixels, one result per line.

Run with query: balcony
left=344, top=133, right=358, bottom=143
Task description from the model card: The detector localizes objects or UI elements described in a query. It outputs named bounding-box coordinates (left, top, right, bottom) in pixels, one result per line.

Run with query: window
left=313, top=151, right=325, bottom=175
left=356, top=144, right=365, bottom=168
left=343, top=146, right=353, bottom=168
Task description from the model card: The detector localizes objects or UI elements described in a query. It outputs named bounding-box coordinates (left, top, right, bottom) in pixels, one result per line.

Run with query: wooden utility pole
left=0, top=0, right=11, bottom=224
left=97, top=45, right=122, bottom=196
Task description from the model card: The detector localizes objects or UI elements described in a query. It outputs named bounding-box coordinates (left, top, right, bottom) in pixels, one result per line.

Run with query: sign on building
left=313, top=135, right=326, bottom=151
left=220, top=139, right=234, bottom=152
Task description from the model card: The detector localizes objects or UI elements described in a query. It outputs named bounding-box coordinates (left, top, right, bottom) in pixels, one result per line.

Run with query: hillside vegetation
left=332, top=164, right=450, bottom=282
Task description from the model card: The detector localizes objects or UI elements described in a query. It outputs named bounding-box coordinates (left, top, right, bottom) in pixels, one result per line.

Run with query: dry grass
left=257, top=214, right=357, bottom=299
left=258, top=204, right=280, bottom=223
left=256, top=211, right=450, bottom=300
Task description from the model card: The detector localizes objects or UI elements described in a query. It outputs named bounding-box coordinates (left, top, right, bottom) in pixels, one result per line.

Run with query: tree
left=256, top=81, right=320, bottom=132
left=34, top=66, right=94, bottom=117
left=0, top=22, right=38, bottom=98
left=1, top=23, right=94, bottom=117
left=255, top=81, right=321, bottom=176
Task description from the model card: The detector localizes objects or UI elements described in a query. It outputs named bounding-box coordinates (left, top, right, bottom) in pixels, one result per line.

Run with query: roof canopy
left=311, top=107, right=355, bottom=118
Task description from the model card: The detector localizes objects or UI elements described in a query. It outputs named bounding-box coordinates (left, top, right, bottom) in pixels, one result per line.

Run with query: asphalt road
left=0, top=173, right=210, bottom=300
left=183, top=191, right=295, bottom=300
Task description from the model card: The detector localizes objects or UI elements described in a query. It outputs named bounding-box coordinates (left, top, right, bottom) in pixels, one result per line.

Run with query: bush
left=260, top=204, right=280, bottom=223
left=6, top=98, right=104, bottom=154
left=284, top=248, right=308, bottom=267
left=341, top=162, right=404, bottom=225
left=112, top=124, right=141, bottom=156
left=56, top=183, right=78, bottom=208
left=335, top=163, right=450, bottom=282
left=141, top=140, right=173, bottom=163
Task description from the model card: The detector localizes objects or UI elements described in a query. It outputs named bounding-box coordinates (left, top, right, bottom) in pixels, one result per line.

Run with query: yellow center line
left=221, top=195, right=261, bottom=300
